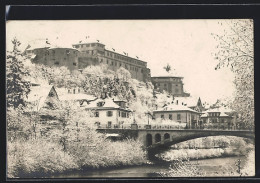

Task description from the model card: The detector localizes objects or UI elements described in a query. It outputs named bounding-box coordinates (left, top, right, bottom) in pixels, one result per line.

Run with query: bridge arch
left=146, top=134, right=152, bottom=147
left=164, top=133, right=170, bottom=140
left=155, top=133, right=161, bottom=143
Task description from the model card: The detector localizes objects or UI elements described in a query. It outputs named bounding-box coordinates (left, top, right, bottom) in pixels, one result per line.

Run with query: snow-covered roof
left=47, top=46, right=79, bottom=51
left=206, top=107, right=233, bottom=113
left=72, top=39, right=105, bottom=46
left=154, top=104, right=200, bottom=113
left=113, top=96, right=127, bottom=102
left=201, top=107, right=233, bottom=118
left=56, top=88, right=96, bottom=101
left=84, top=98, right=131, bottom=111
left=26, top=85, right=56, bottom=111
left=59, top=93, right=96, bottom=101
left=174, top=97, right=200, bottom=107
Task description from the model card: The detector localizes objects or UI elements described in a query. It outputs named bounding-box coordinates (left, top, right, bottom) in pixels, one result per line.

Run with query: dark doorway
left=155, top=133, right=161, bottom=143
left=146, top=134, right=152, bottom=147
left=164, top=133, right=170, bottom=140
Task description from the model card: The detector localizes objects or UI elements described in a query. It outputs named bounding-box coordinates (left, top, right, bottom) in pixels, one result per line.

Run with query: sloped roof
left=154, top=104, right=200, bottom=113
left=56, top=88, right=96, bottom=101
left=26, top=85, right=56, bottom=111
left=206, top=107, right=233, bottom=113
left=174, top=97, right=200, bottom=107
left=201, top=107, right=233, bottom=118
left=113, top=96, right=127, bottom=102
left=84, top=98, right=131, bottom=111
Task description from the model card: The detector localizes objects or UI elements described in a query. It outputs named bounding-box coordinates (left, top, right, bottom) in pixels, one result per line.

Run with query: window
left=97, top=102, right=104, bottom=107
left=121, top=112, right=126, bottom=118
left=78, top=88, right=80, bottom=93
left=107, top=111, right=113, bottom=117
left=161, top=114, right=164, bottom=119
left=177, top=114, right=181, bottom=120
left=221, top=119, right=224, bottom=123
left=94, top=112, right=99, bottom=117
left=73, top=63, right=77, bottom=66
left=54, top=61, right=59, bottom=65
left=73, top=89, right=75, bottom=94
left=169, top=114, right=172, bottom=120
left=107, top=121, right=112, bottom=128
left=127, top=113, right=129, bottom=118
left=49, top=92, right=54, bottom=97
left=66, top=50, right=70, bottom=55
left=119, top=111, right=121, bottom=117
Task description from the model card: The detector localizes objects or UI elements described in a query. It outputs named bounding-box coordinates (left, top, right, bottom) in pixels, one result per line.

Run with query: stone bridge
left=96, top=128, right=254, bottom=150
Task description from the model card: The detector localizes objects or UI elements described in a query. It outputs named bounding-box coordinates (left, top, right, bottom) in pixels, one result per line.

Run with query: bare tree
left=212, top=20, right=254, bottom=129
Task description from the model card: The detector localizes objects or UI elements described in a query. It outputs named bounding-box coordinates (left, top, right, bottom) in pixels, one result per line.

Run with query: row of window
left=105, top=51, right=146, bottom=66
left=208, top=112, right=221, bottom=117
left=160, top=114, right=196, bottom=121
left=54, top=61, right=77, bottom=66
left=94, top=111, right=129, bottom=118
left=104, top=59, right=144, bottom=72
left=73, top=43, right=104, bottom=49
left=161, top=114, right=181, bottom=120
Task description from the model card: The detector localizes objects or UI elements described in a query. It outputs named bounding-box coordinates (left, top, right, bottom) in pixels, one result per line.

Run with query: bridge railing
left=96, top=123, right=254, bottom=131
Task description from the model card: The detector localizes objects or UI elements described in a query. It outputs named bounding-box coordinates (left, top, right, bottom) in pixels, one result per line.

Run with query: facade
left=83, top=97, right=132, bottom=128
left=153, top=104, right=201, bottom=129
left=201, top=108, right=233, bottom=129
left=72, top=42, right=151, bottom=82
left=151, top=76, right=190, bottom=97
left=26, top=47, right=79, bottom=71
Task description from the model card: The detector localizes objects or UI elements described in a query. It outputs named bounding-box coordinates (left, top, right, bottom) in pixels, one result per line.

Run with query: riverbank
left=156, top=146, right=253, bottom=162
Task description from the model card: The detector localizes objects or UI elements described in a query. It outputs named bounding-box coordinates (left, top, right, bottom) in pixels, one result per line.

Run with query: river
left=50, top=155, right=246, bottom=178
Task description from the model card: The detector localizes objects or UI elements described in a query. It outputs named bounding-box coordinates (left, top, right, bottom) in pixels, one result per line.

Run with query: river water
left=50, top=155, right=246, bottom=178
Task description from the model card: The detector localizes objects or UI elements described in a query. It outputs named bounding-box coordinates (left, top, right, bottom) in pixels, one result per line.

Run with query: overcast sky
left=6, top=20, right=237, bottom=104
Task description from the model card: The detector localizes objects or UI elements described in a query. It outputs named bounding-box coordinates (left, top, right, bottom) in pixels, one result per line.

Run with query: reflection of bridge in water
left=97, top=124, right=254, bottom=154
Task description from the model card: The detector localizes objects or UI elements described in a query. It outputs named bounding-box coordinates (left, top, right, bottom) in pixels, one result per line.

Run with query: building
left=56, top=87, right=97, bottom=106
left=26, top=85, right=60, bottom=111
left=201, top=108, right=233, bottom=129
left=82, top=97, right=132, bottom=128
left=25, top=40, right=151, bottom=82
left=151, top=76, right=190, bottom=97
left=153, top=104, right=201, bottom=129
left=72, top=42, right=151, bottom=82
left=25, top=46, right=80, bottom=71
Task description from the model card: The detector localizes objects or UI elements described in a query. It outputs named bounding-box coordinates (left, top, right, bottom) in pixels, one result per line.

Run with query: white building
left=82, top=97, right=132, bottom=128
left=153, top=104, right=201, bottom=129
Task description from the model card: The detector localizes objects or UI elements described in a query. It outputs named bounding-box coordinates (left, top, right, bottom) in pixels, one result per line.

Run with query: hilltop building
left=25, top=40, right=151, bottom=82
left=151, top=75, right=190, bottom=97
left=25, top=46, right=80, bottom=71
left=72, top=42, right=151, bottom=82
